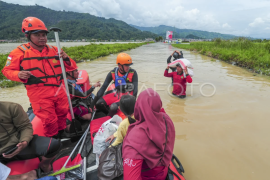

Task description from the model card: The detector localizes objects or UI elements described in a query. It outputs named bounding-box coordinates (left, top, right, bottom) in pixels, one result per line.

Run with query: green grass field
left=172, top=39, right=270, bottom=76
left=0, top=42, right=150, bottom=88
left=62, top=42, right=149, bottom=61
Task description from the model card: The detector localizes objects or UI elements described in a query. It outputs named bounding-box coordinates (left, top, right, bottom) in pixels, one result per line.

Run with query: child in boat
left=105, top=95, right=136, bottom=146
left=164, top=64, right=192, bottom=98
left=66, top=65, right=101, bottom=120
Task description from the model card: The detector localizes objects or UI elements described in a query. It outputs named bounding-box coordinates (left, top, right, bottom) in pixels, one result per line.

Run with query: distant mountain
left=130, top=25, right=238, bottom=40
left=0, top=1, right=157, bottom=40
left=185, top=34, right=201, bottom=39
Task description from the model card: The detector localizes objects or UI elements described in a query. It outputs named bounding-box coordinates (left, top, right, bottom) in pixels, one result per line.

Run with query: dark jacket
left=167, top=55, right=177, bottom=72
left=0, top=101, right=33, bottom=154
left=67, top=79, right=95, bottom=99
left=167, top=51, right=184, bottom=72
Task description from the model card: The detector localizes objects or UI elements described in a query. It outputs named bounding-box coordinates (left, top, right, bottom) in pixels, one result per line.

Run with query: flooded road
left=1, top=42, right=270, bottom=180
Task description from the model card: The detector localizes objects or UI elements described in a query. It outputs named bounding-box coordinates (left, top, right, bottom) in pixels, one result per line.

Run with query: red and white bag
left=168, top=59, right=194, bottom=77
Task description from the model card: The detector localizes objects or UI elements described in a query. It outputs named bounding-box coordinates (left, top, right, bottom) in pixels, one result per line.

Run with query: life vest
left=67, top=79, right=92, bottom=101
left=111, top=67, right=135, bottom=92
left=67, top=80, right=93, bottom=114
left=18, top=44, right=63, bottom=87
left=68, top=79, right=83, bottom=93
left=68, top=80, right=81, bottom=100
left=114, top=67, right=128, bottom=89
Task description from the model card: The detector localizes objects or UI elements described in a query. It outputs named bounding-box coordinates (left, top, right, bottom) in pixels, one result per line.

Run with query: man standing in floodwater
left=164, top=64, right=192, bottom=99
left=1, top=17, right=77, bottom=138
left=167, top=50, right=183, bottom=84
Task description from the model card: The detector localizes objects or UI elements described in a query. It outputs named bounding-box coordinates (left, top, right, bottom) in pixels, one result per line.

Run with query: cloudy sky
left=3, top=0, right=270, bottom=38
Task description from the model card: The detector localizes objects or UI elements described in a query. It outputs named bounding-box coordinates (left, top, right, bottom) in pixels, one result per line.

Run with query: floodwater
left=1, top=42, right=270, bottom=180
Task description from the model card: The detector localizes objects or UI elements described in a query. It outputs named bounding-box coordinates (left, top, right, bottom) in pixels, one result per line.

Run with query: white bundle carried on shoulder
left=168, top=58, right=194, bottom=77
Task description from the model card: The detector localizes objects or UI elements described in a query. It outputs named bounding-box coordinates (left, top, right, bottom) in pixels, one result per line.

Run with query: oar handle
left=50, top=27, right=75, bottom=119
left=49, top=27, right=62, bottom=32
left=78, top=111, right=96, bottom=154
left=62, top=111, right=96, bottom=169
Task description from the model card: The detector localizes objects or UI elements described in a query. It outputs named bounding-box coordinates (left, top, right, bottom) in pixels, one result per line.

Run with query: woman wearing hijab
left=122, top=88, right=175, bottom=180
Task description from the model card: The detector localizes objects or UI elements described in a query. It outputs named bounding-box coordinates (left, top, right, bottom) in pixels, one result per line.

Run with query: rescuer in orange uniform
left=90, top=53, right=138, bottom=116
left=2, top=17, right=77, bottom=137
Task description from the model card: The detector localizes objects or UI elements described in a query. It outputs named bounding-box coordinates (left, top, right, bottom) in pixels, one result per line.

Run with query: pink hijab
left=122, top=88, right=175, bottom=169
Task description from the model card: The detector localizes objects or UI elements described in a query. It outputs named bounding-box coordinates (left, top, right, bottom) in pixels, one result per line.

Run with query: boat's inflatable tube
left=77, top=70, right=91, bottom=92
left=105, top=84, right=129, bottom=119
left=168, top=154, right=185, bottom=180
left=90, top=116, right=111, bottom=144
left=52, top=154, right=82, bottom=173
left=7, top=158, right=40, bottom=175
left=7, top=116, right=46, bottom=175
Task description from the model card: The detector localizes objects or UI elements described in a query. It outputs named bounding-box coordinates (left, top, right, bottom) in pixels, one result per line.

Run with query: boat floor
left=58, top=133, right=122, bottom=180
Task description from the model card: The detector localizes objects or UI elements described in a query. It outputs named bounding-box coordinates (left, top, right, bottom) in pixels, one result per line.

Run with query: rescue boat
left=6, top=70, right=185, bottom=180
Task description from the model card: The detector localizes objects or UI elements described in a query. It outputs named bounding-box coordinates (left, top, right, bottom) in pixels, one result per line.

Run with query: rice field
left=0, top=42, right=150, bottom=87
left=172, top=38, right=270, bottom=76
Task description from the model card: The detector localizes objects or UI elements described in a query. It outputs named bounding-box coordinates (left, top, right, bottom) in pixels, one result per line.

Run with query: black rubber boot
left=96, top=98, right=109, bottom=115
left=108, top=103, right=119, bottom=117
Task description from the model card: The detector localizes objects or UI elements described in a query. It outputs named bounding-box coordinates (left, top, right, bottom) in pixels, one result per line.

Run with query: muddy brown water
left=1, top=42, right=270, bottom=180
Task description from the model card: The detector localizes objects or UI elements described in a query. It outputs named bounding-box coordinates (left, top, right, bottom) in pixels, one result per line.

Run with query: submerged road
left=1, top=42, right=270, bottom=180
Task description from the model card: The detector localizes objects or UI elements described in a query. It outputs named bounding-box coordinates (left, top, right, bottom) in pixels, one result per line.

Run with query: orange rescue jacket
left=2, top=43, right=75, bottom=88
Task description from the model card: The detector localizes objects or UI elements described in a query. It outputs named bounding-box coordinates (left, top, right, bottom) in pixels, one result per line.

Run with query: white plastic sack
left=168, top=58, right=194, bottom=77
left=93, top=115, right=122, bottom=156
left=168, top=58, right=193, bottom=69
left=179, top=58, right=193, bottom=69
left=186, top=68, right=194, bottom=77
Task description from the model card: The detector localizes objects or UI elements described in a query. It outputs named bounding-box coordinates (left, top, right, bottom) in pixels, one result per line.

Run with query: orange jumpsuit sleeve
left=1, top=49, right=27, bottom=83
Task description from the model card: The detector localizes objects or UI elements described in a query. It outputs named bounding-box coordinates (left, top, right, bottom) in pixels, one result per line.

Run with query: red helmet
left=22, top=17, right=49, bottom=34
left=66, top=64, right=78, bottom=72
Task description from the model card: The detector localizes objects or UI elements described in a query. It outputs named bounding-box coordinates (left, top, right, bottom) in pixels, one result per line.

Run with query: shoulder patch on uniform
left=5, top=60, right=11, bottom=66
left=8, top=56, right=12, bottom=61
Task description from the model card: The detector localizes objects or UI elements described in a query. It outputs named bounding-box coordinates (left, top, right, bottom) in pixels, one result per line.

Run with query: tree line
left=0, top=1, right=157, bottom=40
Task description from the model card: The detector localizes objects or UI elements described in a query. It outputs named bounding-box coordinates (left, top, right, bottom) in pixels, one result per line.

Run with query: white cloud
left=3, top=0, right=270, bottom=38
left=222, top=23, right=231, bottom=28
left=249, top=18, right=265, bottom=27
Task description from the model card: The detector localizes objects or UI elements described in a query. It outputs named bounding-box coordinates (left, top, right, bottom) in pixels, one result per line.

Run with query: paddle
left=48, top=111, right=96, bottom=177
left=49, top=27, right=80, bottom=134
